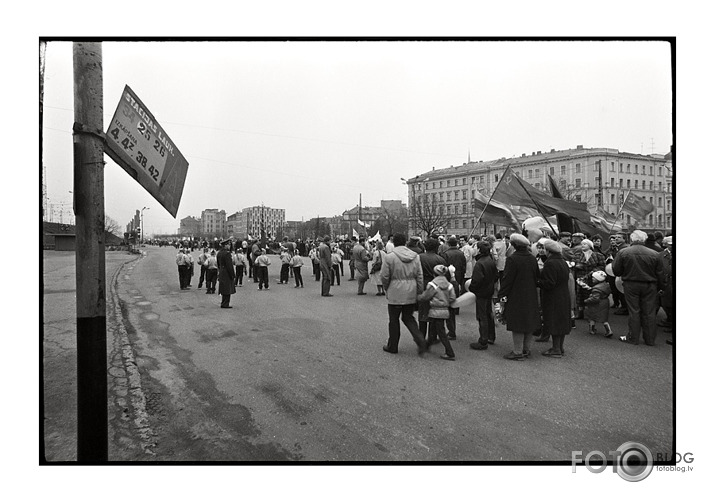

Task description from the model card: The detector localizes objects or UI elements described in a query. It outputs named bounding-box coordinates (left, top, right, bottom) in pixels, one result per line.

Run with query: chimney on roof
left=532, top=152, right=535, bottom=156
left=577, top=144, right=583, bottom=150
left=550, top=149, right=555, bottom=153
left=432, top=167, right=435, bottom=170
left=537, top=151, right=541, bottom=155
left=522, top=153, right=525, bottom=157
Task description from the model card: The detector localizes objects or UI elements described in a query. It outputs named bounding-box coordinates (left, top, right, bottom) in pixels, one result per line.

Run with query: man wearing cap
left=197, top=247, right=209, bottom=290
left=612, top=230, right=665, bottom=345
left=216, top=239, right=236, bottom=308
left=176, top=248, right=189, bottom=289
left=318, top=235, right=333, bottom=297
left=468, top=240, right=498, bottom=350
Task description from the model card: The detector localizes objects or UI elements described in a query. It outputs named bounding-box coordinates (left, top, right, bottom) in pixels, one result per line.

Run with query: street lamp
left=141, top=206, right=150, bottom=244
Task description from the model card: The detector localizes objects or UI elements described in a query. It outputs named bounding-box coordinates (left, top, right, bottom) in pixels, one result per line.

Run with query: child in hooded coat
left=583, top=270, right=613, bottom=337
left=417, top=265, right=457, bottom=360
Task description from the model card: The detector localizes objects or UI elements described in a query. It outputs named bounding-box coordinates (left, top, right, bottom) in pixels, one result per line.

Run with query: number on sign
left=110, top=128, right=120, bottom=140
left=148, top=165, right=160, bottom=181
left=121, top=138, right=134, bottom=151
left=153, top=140, right=165, bottom=157
left=136, top=151, right=148, bottom=168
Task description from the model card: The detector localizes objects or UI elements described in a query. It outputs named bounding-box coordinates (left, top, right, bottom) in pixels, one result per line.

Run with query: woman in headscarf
left=539, top=239, right=572, bottom=357
left=498, top=233, right=541, bottom=360
left=572, top=238, right=606, bottom=320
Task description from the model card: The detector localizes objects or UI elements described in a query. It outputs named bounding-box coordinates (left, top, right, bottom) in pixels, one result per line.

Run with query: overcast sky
left=41, top=40, right=672, bottom=235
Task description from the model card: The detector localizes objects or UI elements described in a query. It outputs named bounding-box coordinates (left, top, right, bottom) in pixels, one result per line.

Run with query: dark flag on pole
left=546, top=174, right=574, bottom=233
left=493, top=167, right=592, bottom=224
left=471, top=192, right=521, bottom=230
left=621, top=190, right=655, bottom=222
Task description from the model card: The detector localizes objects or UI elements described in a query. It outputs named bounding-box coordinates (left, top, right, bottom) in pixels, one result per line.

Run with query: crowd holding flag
left=621, top=190, right=655, bottom=222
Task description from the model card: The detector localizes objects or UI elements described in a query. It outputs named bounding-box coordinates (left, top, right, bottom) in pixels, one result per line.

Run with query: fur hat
left=581, top=239, right=594, bottom=250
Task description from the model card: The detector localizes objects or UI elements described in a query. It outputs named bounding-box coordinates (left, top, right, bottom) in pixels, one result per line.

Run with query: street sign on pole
left=104, top=85, right=189, bottom=217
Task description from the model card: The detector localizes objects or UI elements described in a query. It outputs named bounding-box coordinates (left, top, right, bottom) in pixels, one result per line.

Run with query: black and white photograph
left=19, top=4, right=708, bottom=500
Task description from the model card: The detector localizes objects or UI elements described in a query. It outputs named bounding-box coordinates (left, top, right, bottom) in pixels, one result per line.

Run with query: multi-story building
left=342, top=200, right=406, bottom=236
left=178, top=216, right=201, bottom=237
left=404, top=145, right=673, bottom=236
left=201, top=209, right=226, bottom=237
left=232, top=206, right=286, bottom=240
left=226, top=211, right=243, bottom=237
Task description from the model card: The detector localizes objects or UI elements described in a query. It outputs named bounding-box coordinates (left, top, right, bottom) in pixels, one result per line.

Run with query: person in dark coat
left=417, top=237, right=447, bottom=338
left=217, top=239, right=236, bottom=308
left=538, top=239, right=572, bottom=357
left=468, top=240, right=498, bottom=350
left=440, top=236, right=467, bottom=295
left=498, top=233, right=541, bottom=360
left=659, top=236, right=673, bottom=344
left=318, top=235, right=333, bottom=297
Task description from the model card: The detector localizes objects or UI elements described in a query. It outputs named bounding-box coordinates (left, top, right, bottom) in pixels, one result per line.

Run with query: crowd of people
left=172, top=227, right=674, bottom=361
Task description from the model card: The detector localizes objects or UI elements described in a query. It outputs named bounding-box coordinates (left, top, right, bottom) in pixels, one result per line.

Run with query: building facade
left=232, top=206, right=286, bottom=240
left=404, top=145, right=673, bottom=236
left=178, top=216, right=201, bottom=237
left=200, top=209, right=226, bottom=237
left=226, top=211, right=243, bottom=237
left=342, top=200, right=406, bottom=237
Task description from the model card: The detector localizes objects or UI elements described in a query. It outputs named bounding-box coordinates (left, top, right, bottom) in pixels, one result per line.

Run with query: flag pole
left=610, top=189, right=631, bottom=234
left=513, top=175, right=558, bottom=236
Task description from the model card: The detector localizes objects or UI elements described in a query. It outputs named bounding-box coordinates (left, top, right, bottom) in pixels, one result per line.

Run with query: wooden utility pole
left=73, top=42, right=107, bottom=461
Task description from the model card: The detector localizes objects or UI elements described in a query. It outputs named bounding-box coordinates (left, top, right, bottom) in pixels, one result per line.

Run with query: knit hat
left=433, top=264, right=448, bottom=277
left=592, top=270, right=607, bottom=283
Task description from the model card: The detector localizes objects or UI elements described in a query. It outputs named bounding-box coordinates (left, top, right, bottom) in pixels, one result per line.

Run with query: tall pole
left=73, top=42, right=107, bottom=461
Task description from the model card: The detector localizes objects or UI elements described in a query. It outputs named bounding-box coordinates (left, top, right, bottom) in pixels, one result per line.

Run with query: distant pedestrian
left=309, top=244, right=321, bottom=281
left=176, top=248, right=189, bottom=289
left=254, top=248, right=271, bottom=290
left=197, top=247, right=209, bottom=289
left=290, top=250, right=304, bottom=288
left=370, top=240, right=386, bottom=295
left=380, top=233, right=427, bottom=355
left=330, top=244, right=343, bottom=286
left=216, top=240, right=236, bottom=308
left=468, top=240, right=498, bottom=351
left=233, top=248, right=248, bottom=287
left=352, top=236, right=372, bottom=295
left=279, top=248, right=291, bottom=284
left=205, top=249, right=218, bottom=294
left=319, top=235, right=333, bottom=297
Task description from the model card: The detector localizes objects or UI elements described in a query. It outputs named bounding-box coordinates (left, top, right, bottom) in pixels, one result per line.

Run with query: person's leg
left=475, top=298, right=489, bottom=346
left=357, top=272, right=367, bottom=294
left=321, top=266, right=331, bottom=295
left=434, top=319, right=455, bottom=358
left=334, top=265, right=340, bottom=285
left=199, top=265, right=206, bottom=288
left=641, top=283, right=658, bottom=345
left=622, top=283, right=642, bottom=344
left=386, top=304, right=401, bottom=352
left=511, top=332, right=524, bottom=354
left=446, top=308, right=456, bottom=339
left=400, top=304, right=426, bottom=352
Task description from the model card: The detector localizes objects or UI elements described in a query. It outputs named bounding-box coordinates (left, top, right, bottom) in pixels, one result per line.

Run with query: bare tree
left=411, top=196, right=449, bottom=237
left=104, top=215, right=121, bottom=237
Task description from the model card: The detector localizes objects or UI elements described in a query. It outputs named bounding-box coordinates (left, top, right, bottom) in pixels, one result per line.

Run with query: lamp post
left=141, top=206, right=149, bottom=244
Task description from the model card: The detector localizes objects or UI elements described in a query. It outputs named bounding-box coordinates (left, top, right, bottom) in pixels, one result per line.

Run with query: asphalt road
left=42, top=246, right=673, bottom=462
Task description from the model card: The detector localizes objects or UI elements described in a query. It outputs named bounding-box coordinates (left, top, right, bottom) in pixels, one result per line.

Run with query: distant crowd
left=170, top=227, right=673, bottom=361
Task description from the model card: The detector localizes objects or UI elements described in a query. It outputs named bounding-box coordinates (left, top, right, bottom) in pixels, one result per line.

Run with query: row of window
left=425, top=175, right=500, bottom=190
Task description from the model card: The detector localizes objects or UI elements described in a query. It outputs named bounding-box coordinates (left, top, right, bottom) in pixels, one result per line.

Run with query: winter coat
left=469, top=253, right=498, bottom=299
left=217, top=248, right=236, bottom=295
left=380, top=246, right=424, bottom=305
left=572, top=248, right=606, bottom=280
left=352, top=243, right=372, bottom=274
left=417, top=276, right=456, bottom=319
left=440, top=246, right=467, bottom=290
left=419, top=251, right=447, bottom=288
left=612, top=243, right=664, bottom=287
left=498, top=249, right=541, bottom=333
left=539, top=254, right=572, bottom=336
left=584, top=282, right=611, bottom=323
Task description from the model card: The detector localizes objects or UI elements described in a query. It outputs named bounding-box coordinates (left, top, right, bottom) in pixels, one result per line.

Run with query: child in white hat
left=583, top=270, right=613, bottom=337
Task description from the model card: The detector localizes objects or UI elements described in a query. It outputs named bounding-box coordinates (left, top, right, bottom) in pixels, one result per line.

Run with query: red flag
left=493, top=167, right=593, bottom=224
left=621, top=191, right=655, bottom=221
left=472, top=191, right=521, bottom=229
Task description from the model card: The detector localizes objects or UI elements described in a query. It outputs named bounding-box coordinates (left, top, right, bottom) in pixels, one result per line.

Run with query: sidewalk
left=42, top=249, right=142, bottom=462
